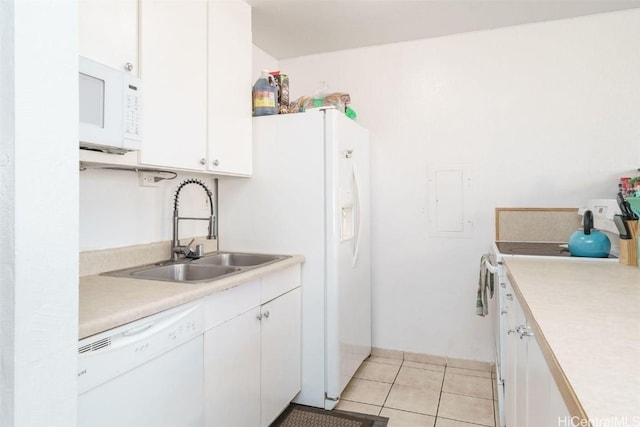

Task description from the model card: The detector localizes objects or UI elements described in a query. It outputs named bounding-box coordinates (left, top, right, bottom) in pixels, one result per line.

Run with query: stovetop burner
left=495, top=241, right=617, bottom=258
left=495, top=241, right=571, bottom=257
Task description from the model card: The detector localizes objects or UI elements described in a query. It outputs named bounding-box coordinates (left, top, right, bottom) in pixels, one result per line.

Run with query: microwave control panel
left=123, top=76, right=142, bottom=146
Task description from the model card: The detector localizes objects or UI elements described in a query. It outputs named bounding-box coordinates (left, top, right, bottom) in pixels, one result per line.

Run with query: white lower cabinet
left=203, top=266, right=301, bottom=427
left=503, top=278, right=570, bottom=427
left=204, top=306, right=261, bottom=426
left=261, top=287, right=302, bottom=426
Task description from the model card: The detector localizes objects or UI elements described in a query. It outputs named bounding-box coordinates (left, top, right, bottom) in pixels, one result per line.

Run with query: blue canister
left=252, top=70, right=277, bottom=116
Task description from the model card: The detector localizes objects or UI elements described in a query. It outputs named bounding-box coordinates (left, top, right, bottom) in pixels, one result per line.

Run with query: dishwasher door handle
left=122, top=322, right=154, bottom=337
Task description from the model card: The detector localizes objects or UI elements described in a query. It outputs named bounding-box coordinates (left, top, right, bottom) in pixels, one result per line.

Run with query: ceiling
left=247, top=0, right=640, bottom=59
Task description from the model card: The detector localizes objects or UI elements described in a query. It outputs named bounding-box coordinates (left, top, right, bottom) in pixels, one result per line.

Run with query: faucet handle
left=184, top=239, right=206, bottom=259
left=184, top=238, right=195, bottom=254
left=194, top=244, right=205, bottom=257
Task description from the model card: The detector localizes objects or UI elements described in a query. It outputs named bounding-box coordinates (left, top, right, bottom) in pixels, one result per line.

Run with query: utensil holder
left=619, top=220, right=638, bottom=266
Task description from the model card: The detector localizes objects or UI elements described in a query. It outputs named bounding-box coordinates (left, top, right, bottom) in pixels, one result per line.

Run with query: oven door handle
left=483, top=259, right=498, bottom=274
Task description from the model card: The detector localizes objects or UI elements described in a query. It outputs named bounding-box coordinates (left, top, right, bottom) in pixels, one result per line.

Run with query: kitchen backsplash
left=79, top=237, right=218, bottom=277
left=80, top=168, right=217, bottom=251
left=496, top=208, right=582, bottom=242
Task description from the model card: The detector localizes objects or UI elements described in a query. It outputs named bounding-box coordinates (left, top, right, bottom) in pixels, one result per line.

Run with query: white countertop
left=504, top=257, right=640, bottom=422
left=79, top=255, right=305, bottom=339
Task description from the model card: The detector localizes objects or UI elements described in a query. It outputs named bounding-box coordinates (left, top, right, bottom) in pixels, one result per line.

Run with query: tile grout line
left=433, top=364, right=449, bottom=422
left=492, top=373, right=497, bottom=427
left=377, top=357, right=405, bottom=416
left=439, top=390, right=494, bottom=401
left=359, top=354, right=495, bottom=425
left=437, top=365, right=495, bottom=427
left=437, top=416, right=493, bottom=427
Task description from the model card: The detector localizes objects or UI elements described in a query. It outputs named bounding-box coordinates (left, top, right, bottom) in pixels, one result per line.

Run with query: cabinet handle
left=500, top=282, right=506, bottom=289
left=200, top=158, right=206, bottom=166
left=520, top=331, right=534, bottom=339
left=124, top=62, right=133, bottom=72
left=519, top=328, right=534, bottom=339
left=256, top=313, right=262, bottom=320
left=507, top=329, right=517, bottom=335
left=212, top=159, right=220, bottom=167
left=501, top=310, right=507, bottom=315
left=506, top=293, right=513, bottom=301
left=263, top=311, right=270, bottom=319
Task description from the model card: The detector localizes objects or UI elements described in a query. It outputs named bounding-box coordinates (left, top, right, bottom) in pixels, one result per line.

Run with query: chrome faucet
left=171, top=179, right=216, bottom=262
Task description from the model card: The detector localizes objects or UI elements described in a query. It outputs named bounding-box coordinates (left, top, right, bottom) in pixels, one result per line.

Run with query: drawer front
left=261, top=265, right=301, bottom=304
left=205, top=279, right=260, bottom=330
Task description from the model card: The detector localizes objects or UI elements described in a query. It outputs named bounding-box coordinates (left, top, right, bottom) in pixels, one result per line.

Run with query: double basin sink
left=103, top=252, right=288, bottom=284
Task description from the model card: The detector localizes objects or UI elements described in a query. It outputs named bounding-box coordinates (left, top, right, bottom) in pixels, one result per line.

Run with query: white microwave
left=79, top=56, right=141, bottom=154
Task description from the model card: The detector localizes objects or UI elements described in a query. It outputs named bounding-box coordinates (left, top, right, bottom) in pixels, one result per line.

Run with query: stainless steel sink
left=131, top=264, right=239, bottom=282
left=103, top=263, right=240, bottom=283
left=192, top=252, right=285, bottom=267
left=101, top=252, right=288, bottom=284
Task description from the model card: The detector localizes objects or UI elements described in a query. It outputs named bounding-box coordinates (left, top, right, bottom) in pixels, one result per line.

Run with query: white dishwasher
left=78, top=302, right=204, bottom=427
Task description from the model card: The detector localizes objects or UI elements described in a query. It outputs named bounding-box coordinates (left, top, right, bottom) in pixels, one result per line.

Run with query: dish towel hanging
left=476, top=253, right=495, bottom=317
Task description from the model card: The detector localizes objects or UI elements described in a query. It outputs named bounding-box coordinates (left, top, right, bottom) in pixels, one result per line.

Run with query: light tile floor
left=335, top=354, right=498, bottom=427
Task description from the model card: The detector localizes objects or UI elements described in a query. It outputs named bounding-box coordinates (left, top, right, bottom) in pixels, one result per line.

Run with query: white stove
left=488, top=200, right=621, bottom=427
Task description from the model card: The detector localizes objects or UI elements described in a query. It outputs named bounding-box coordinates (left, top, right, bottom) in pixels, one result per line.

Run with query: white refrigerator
left=218, top=108, right=371, bottom=409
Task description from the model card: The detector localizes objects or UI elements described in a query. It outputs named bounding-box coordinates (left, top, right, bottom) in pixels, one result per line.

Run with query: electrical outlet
left=138, top=171, right=159, bottom=187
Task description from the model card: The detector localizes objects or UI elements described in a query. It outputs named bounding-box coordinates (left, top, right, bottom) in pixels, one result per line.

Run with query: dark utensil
left=617, top=192, right=630, bottom=217
left=623, top=200, right=639, bottom=220
left=582, top=209, right=593, bottom=234
left=617, top=192, right=638, bottom=220
left=614, top=214, right=632, bottom=239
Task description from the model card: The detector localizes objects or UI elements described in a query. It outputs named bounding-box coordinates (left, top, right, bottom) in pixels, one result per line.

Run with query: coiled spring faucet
left=171, top=179, right=216, bottom=261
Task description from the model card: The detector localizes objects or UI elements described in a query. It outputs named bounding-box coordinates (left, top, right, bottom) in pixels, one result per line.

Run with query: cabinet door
left=79, top=0, right=138, bottom=74
left=513, top=295, right=528, bottom=427
left=548, top=376, right=571, bottom=426
left=207, top=0, right=252, bottom=176
left=139, top=0, right=208, bottom=170
left=527, top=334, right=551, bottom=427
left=260, top=287, right=301, bottom=427
left=204, top=307, right=261, bottom=427
left=503, top=285, right=518, bottom=427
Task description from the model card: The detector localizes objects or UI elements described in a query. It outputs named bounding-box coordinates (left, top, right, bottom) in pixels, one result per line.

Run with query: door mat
left=270, top=404, right=389, bottom=427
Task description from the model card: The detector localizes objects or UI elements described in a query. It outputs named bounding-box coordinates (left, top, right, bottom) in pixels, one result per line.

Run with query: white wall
left=280, top=10, right=640, bottom=361
left=80, top=169, right=217, bottom=251
left=0, top=1, right=79, bottom=425
left=252, top=44, right=279, bottom=81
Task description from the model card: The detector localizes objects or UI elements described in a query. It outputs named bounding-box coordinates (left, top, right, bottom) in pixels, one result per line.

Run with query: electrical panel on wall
left=427, top=164, right=472, bottom=238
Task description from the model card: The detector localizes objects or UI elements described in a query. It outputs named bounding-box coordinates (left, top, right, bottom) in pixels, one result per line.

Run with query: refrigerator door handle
left=352, top=162, right=363, bottom=267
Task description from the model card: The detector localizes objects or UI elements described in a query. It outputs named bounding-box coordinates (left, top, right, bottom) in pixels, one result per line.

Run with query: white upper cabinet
left=138, top=0, right=252, bottom=174
left=80, top=0, right=252, bottom=174
left=139, top=0, right=209, bottom=171
left=207, top=0, right=253, bottom=176
left=78, top=0, right=138, bottom=75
